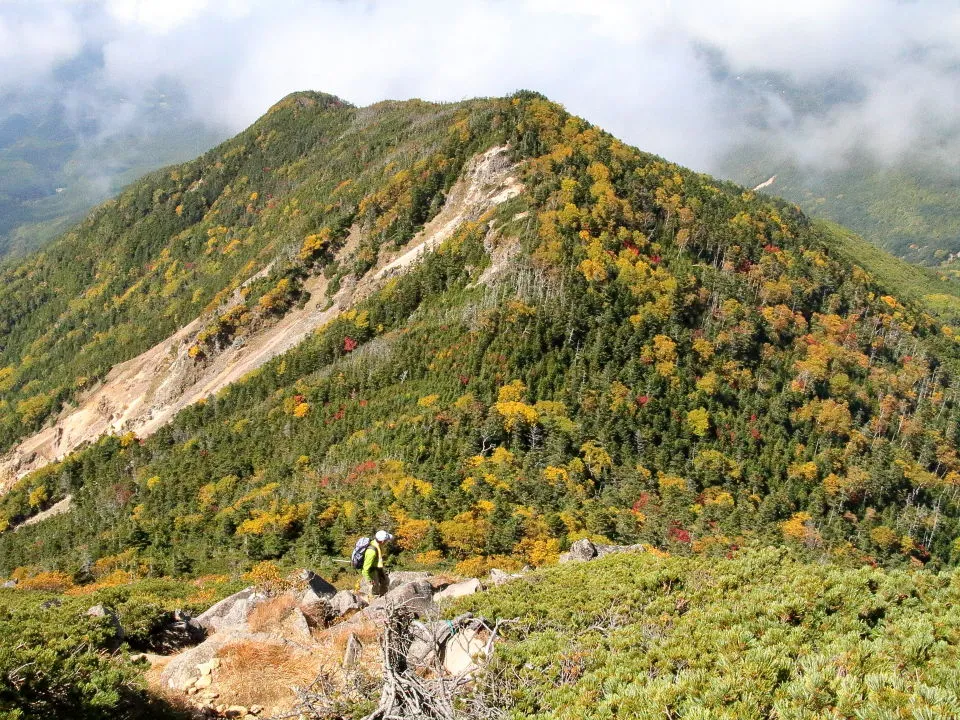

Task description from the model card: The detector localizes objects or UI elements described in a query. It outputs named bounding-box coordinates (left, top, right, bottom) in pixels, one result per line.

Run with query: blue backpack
left=350, top=536, right=371, bottom=569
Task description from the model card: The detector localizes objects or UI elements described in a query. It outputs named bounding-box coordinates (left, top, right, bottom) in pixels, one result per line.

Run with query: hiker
left=354, top=530, right=393, bottom=598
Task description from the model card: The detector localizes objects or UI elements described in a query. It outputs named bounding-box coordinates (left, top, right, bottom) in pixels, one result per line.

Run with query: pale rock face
left=329, top=589, right=366, bottom=619
left=193, top=587, right=268, bottom=633
left=443, top=629, right=488, bottom=677
left=434, top=578, right=483, bottom=601
left=281, top=607, right=313, bottom=642
left=488, top=568, right=527, bottom=585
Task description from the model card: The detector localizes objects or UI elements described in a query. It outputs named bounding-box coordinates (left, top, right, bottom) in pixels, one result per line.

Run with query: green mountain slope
left=0, top=92, right=498, bottom=452
left=0, top=83, right=224, bottom=258
left=818, top=219, right=960, bottom=326
left=719, top=147, right=960, bottom=267
left=1, top=91, right=960, bottom=581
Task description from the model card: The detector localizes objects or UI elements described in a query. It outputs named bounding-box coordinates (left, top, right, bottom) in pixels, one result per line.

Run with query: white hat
left=375, top=530, right=393, bottom=542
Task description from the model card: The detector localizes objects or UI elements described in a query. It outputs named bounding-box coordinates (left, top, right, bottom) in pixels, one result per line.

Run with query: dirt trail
left=0, top=145, right=521, bottom=493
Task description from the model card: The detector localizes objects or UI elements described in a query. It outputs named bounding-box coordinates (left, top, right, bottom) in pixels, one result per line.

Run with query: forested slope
left=1, top=91, right=959, bottom=582
left=0, top=92, right=499, bottom=454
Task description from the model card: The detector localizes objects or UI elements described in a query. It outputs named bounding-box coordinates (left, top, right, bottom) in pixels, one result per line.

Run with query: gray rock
left=86, top=604, right=125, bottom=640
left=559, top=538, right=598, bottom=563
left=342, top=633, right=361, bottom=669
left=434, top=578, right=482, bottom=602
left=407, top=618, right=459, bottom=667
left=329, top=590, right=366, bottom=619
left=488, top=568, right=525, bottom=586
left=387, top=571, right=433, bottom=590
left=407, top=613, right=488, bottom=670
left=160, top=630, right=286, bottom=691
left=194, top=587, right=268, bottom=633
left=443, top=629, right=488, bottom=677
left=367, top=580, right=436, bottom=618
left=299, top=570, right=337, bottom=601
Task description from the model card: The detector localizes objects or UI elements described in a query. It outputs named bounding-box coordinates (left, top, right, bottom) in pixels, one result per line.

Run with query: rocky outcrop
left=366, top=580, right=436, bottom=618
left=281, top=607, right=312, bottom=642
left=434, top=578, right=482, bottom=601
left=488, top=567, right=528, bottom=586
left=558, top=538, right=646, bottom=563
left=329, top=589, right=366, bottom=619
left=194, top=587, right=268, bottom=633
left=300, top=569, right=337, bottom=600
left=387, top=571, right=433, bottom=590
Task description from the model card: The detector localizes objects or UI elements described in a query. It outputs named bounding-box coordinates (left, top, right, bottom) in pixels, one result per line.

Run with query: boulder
left=86, top=604, right=125, bottom=640
left=488, top=568, right=525, bottom=586
left=342, top=633, right=362, bottom=669
left=367, top=580, right=436, bottom=618
left=299, top=570, right=337, bottom=606
left=194, top=587, right=268, bottom=633
left=407, top=619, right=457, bottom=668
left=434, top=578, right=482, bottom=602
left=161, top=630, right=284, bottom=691
left=281, top=607, right=312, bottom=642
left=443, top=629, right=488, bottom=677
left=559, top=538, right=598, bottom=563
left=387, top=571, right=433, bottom=590
left=329, top=590, right=366, bottom=619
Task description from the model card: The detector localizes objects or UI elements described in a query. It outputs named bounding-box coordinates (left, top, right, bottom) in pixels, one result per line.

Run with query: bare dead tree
left=278, top=604, right=513, bottom=720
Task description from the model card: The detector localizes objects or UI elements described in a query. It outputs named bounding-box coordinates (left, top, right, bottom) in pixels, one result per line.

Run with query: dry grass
left=322, top=618, right=383, bottom=663
left=247, top=593, right=297, bottom=633
left=217, top=640, right=319, bottom=710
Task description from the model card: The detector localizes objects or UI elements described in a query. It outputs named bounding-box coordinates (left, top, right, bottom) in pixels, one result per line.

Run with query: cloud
left=1, top=0, right=959, bottom=173
left=0, top=2, right=84, bottom=85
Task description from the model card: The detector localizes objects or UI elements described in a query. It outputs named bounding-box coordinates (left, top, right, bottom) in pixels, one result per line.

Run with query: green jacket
left=361, top=539, right=384, bottom=580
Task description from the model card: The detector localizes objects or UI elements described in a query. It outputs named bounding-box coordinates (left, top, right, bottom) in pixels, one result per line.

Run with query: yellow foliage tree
left=781, top=512, right=822, bottom=546
left=686, top=408, right=710, bottom=437
left=438, top=508, right=491, bottom=558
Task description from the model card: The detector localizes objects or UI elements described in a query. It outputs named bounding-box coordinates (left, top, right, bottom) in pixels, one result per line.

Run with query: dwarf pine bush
left=455, top=548, right=960, bottom=720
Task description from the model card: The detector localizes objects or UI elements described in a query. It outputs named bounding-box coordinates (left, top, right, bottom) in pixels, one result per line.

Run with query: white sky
left=1, top=0, right=958, bottom=172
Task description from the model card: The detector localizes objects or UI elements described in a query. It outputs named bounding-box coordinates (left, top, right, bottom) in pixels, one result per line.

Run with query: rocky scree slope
left=0, top=143, right=520, bottom=488
left=0, top=91, right=510, bottom=472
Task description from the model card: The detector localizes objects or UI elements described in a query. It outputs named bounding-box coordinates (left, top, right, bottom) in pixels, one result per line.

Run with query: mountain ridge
left=0, top=89, right=959, bottom=582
